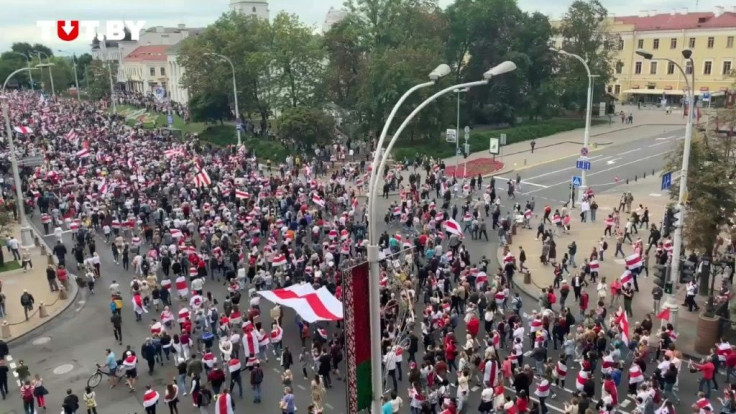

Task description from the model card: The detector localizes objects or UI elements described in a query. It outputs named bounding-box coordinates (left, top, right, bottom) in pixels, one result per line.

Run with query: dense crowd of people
left=2, top=89, right=736, bottom=414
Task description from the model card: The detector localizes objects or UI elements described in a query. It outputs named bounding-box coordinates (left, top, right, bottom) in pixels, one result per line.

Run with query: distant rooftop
left=124, top=45, right=169, bottom=62
left=615, top=10, right=736, bottom=31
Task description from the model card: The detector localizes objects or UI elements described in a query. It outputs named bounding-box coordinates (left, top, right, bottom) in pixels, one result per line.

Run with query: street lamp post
left=204, top=53, right=242, bottom=146
left=2, top=67, right=41, bottom=249
left=551, top=48, right=594, bottom=201
left=33, top=51, right=55, bottom=96
left=454, top=88, right=469, bottom=177
left=10, top=52, right=33, bottom=91
left=636, top=48, right=695, bottom=331
left=365, top=63, right=450, bottom=414
left=58, top=51, right=82, bottom=102
left=367, top=60, right=515, bottom=414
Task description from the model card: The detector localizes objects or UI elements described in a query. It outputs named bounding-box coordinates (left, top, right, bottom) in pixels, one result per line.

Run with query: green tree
left=323, top=18, right=366, bottom=111
left=276, top=106, right=335, bottom=149
left=85, top=59, right=118, bottom=100
left=12, top=43, right=53, bottom=58
left=189, top=91, right=231, bottom=124
left=555, top=0, right=615, bottom=113
left=666, top=124, right=736, bottom=301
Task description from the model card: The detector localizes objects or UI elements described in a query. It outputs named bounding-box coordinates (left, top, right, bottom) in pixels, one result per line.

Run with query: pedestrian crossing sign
left=571, top=176, right=582, bottom=187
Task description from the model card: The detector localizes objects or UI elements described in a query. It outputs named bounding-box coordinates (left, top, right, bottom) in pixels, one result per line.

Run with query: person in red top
left=603, top=373, right=618, bottom=405
left=466, top=315, right=479, bottom=338
left=57, top=265, right=68, bottom=289
left=579, top=291, right=589, bottom=317
left=691, top=358, right=716, bottom=398
left=515, top=390, right=529, bottom=414
left=445, top=338, right=457, bottom=372
left=726, top=345, right=736, bottom=383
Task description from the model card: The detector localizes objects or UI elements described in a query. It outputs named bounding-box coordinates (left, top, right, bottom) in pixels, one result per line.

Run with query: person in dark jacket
left=62, top=389, right=80, bottom=414
left=0, top=339, right=9, bottom=360
left=140, top=338, right=157, bottom=375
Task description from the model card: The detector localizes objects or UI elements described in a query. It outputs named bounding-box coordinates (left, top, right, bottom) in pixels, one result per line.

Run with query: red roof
left=616, top=11, right=736, bottom=31
left=124, top=45, right=169, bottom=62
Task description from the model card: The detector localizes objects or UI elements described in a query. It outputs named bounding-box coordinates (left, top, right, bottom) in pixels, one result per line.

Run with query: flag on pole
left=615, top=307, right=630, bottom=345
left=194, top=169, right=212, bottom=187
left=75, top=148, right=90, bottom=158
left=13, top=126, right=32, bottom=134
left=656, top=307, right=671, bottom=321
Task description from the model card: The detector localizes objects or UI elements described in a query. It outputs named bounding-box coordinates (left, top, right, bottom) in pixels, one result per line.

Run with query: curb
left=6, top=222, right=80, bottom=345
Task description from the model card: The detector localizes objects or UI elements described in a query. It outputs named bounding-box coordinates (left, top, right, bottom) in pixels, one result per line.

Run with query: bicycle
left=87, top=364, right=123, bottom=388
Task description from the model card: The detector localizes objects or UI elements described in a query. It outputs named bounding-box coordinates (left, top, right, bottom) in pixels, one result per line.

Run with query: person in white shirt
left=383, top=348, right=398, bottom=391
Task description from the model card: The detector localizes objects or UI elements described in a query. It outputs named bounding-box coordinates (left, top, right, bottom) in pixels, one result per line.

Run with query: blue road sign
left=167, top=114, right=173, bottom=126
left=576, top=158, right=591, bottom=171
left=661, top=172, right=672, bottom=190
left=571, top=176, right=582, bottom=187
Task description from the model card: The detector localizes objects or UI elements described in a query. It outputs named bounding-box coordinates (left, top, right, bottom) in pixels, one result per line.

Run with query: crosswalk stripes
left=7, top=354, right=21, bottom=387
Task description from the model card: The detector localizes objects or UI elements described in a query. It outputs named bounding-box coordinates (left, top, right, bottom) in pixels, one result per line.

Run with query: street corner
left=445, top=157, right=504, bottom=178
left=592, top=175, right=673, bottom=214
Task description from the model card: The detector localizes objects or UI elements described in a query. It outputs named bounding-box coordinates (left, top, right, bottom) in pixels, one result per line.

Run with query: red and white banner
left=271, top=254, right=287, bottom=266
left=235, top=190, right=250, bottom=200
left=620, top=270, right=633, bottom=285
left=195, top=169, right=212, bottom=187
left=13, top=126, right=32, bottom=134
left=76, top=148, right=90, bottom=158
left=615, top=307, right=630, bottom=345
left=312, top=194, right=325, bottom=207
left=258, top=284, right=343, bottom=323
left=442, top=219, right=462, bottom=236
left=625, top=253, right=642, bottom=270
left=143, top=389, right=159, bottom=408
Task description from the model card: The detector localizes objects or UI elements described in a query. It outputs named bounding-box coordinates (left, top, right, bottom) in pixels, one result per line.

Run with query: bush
left=199, top=125, right=293, bottom=161
left=392, top=118, right=601, bottom=162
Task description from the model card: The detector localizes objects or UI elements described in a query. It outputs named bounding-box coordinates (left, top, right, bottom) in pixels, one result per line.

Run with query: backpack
left=602, top=241, right=608, bottom=250
left=199, top=389, right=212, bottom=406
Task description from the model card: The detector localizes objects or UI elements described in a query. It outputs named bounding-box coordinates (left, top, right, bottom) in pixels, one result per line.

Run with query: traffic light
left=662, top=207, right=673, bottom=237
left=672, top=207, right=683, bottom=228
left=654, top=264, right=667, bottom=288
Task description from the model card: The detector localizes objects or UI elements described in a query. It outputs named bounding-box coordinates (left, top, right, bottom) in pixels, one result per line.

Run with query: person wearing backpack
left=20, top=380, right=35, bottom=414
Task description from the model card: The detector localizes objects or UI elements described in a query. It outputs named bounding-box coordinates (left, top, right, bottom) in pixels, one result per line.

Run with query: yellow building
left=553, top=8, right=736, bottom=106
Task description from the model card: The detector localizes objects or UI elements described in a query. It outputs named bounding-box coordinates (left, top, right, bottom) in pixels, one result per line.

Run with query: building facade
left=609, top=8, right=736, bottom=103
left=166, top=43, right=189, bottom=104
left=229, top=0, right=270, bottom=20
left=122, top=45, right=169, bottom=94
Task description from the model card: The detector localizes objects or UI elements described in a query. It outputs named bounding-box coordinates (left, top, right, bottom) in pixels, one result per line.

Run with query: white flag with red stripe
left=312, top=194, right=325, bottom=207
left=75, top=148, right=90, bottom=158
left=625, top=253, right=642, bottom=270
left=258, top=284, right=343, bottom=323
left=13, top=126, right=32, bottom=134
left=442, top=219, right=463, bottom=236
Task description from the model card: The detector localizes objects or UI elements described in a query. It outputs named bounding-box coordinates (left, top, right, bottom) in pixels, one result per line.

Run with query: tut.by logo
left=37, top=20, right=146, bottom=42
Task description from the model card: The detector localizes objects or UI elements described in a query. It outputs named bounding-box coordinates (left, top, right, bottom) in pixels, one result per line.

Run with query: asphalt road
left=4, top=127, right=712, bottom=414
left=494, top=128, right=685, bottom=205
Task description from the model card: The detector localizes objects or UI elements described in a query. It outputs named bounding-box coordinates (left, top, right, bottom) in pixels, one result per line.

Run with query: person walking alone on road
left=83, top=386, right=98, bottom=414
left=20, top=289, right=34, bottom=321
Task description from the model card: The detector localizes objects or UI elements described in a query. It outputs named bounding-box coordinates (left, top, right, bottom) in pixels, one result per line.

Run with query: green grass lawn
left=0, top=260, right=22, bottom=272
left=197, top=125, right=294, bottom=161
left=392, top=118, right=606, bottom=161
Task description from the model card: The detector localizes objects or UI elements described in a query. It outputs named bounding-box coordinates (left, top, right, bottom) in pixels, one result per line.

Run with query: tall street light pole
left=58, top=51, right=81, bottom=101
left=204, top=53, right=242, bottom=146
left=636, top=48, right=695, bottom=331
left=454, top=88, right=469, bottom=177
left=33, top=51, right=55, bottom=96
left=10, top=52, right=33, bottom=91
left=366, top=63, right=450, bottom=414
left=368, top=60, right=516, bottom=414
left=3, top=67, right=41, bottom=248
left=551, top=48, right=593, bottom=201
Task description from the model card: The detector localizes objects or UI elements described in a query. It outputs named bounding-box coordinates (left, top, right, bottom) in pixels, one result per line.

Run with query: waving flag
left=615, top=307, right=630, bottom=345
left=13, top=126, right=32, bottom=134
left=235, top=190, right=250, bottom=200
left=194, top=169, right=212, bottom=187
left=258, top=284, right=343, bottom=323
left=312, top=194, right=325, bottom=207
left=625, top=253, right=642, bottom=270
left=620, top=269, right=633, bottom=285
left=65, top=129, right=78, bottom=143
left=75, top=148, right=90, bottom=158
left=271, top=254, right=287, bottom=266
left=442, top=219, right=463, bottom=236
left=164, top=149, right=184, bottom=158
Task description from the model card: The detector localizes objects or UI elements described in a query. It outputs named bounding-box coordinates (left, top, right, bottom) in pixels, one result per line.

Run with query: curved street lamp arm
left=3, top=67, right=37, bottom=91
left=368, top=79, right=488, bottom=238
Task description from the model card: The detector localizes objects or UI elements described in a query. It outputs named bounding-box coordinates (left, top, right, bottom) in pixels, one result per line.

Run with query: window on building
left=650, top=61, right=657, bottom=74
left=689, top=37, right=696, bottom=48
left=252, top=6, right=256, bottom=12
left=728, top=36, right=734, bottom=48
left=618, top=39, right=624, bottom=50
left=637, top=39, right=644, bottom=49
left=635, top=61, right=642, bottom=74
left=149, top=67, right=155, bottom=76
left=724, top=61, right=733, bottom=75
left=686, top=61, right=693, bottom=74
left=670, top=38, right=677, bottom=49
left=707, top=37, right=715, bottom=48
left=160, top=67, right=165, bottom=76
left=667, top=62, right=675, bottom=75
left=653, top=39, right=659, bottom=49
left=614, top=85, right=621, bottom=95
left=615, top=61, right=624, bottom=74
left=704, top=60, right=712, bottom=75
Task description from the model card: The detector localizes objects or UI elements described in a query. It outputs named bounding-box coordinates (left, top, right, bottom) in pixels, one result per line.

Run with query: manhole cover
left=53, top=364, right=74, bottom=375
left=32, top=337, right=51, bottom=345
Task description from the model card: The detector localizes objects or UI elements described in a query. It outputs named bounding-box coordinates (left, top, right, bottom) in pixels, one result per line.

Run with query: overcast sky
left=3, top=0, right=725, bottom=56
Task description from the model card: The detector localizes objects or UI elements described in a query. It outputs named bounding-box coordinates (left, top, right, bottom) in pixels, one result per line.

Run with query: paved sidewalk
left=0, top=223, right=77, bottom=341
left=497, top=175, right=708, bottom=357
left=444, top=104, right=687, bottom=176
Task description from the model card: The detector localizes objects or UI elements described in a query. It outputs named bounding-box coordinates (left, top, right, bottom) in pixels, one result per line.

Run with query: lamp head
left=35, top=63, right=53, bottom=68
left=681, top=49, right=692, bottom=59
left=428, top=64, right=451, bottom=81
left=483, top=61, right=517, bottom=80
left=635, top=50, right=654, bottom=60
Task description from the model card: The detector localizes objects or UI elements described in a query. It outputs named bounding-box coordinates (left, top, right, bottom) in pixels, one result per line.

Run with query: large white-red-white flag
left=235, top=190, right=250, bottom=200
left=75, top=148, right=90, bottom=158
left=13, top=126, right=32, bottom=134
left=615, top=307, right=630, bottom=345
left=312, top=194, right=325, bottom=207
left=258, top=284, right=343, bottom=323
left=442, top=219, right=463, bottom=237
left=194, top=169, right=212, bottom=187
left=625, top=253, right=642, bottom=270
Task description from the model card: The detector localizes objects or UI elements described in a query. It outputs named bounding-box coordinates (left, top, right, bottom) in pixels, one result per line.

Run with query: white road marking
left=495, top=176, right=549, bottom=189
left=325, top=403, right=335, bottom=409
left=621, top=399, right=631, bottom=407
left=524, top=151, right=669, bottom=194
left=617, top=148, right=641, bottom=156
left=606, top=158, right=620, bottom=165
left=648, top=142, right=668, bottom=147
left=297, top=384, right=306, bottom=390
left=522, top=154, right=606, bottom=180
left=648, top=193, right=663, bottom=197
left=656, top=136, right=676, bottom=141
